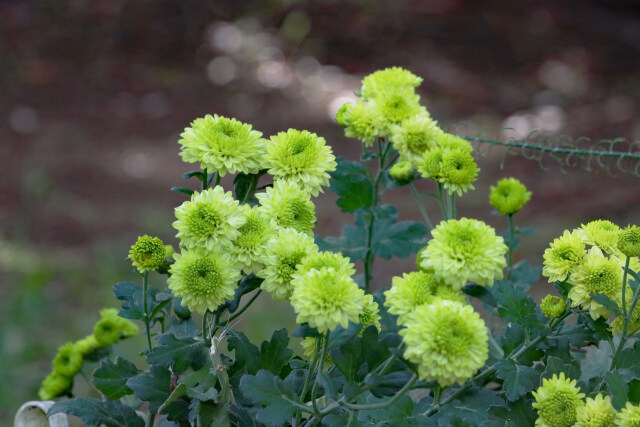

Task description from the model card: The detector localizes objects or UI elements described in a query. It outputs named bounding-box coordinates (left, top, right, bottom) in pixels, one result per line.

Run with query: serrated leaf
left=605, top=371, right=628, bottom=410
left=329, top=157, right=374, bottom=212
left=542, top=356, right=580, bottom=382
left=494, top=359, right=540, bottom=401
left=510, top=261, right=541, bottom=291
left=226, top=275, right=263, bottom=313
left=260, top=328, right=293, bottom=377
left=317, top=371, right=339, bottom=400
left=229, top=405, right=267, bottom=427
left=113, top=281, right=167, bottom=321
left=239, top=370, right=306, bottom=426
left=48, top=398, right=145, bottom=427
left=228, top=329, right=263, bottom=376
left=369, top=205, right=428, bottom=259
left=126, top=365, right=171, bottom=413
left=323, top=410, right=363, bottom=427
left=493, top=280, right=547, bottom=332
left=462, top=284, right=497, bottom=307
left=590, top=293, right=622, bottom=316
left=581, top=342, right=612, bottom=382
left=166, top=316, right=199, bottom=338
left=436, top=387, right=501, bottom=426
left=92, top=357, right=140, bottom=400
left=316, top=215, right=367, bottom=261
left=146, top=333, right=207, bottom=372
left=358, top=394, right=417, bottom=426
left=486, top=398, right=536, bottom=427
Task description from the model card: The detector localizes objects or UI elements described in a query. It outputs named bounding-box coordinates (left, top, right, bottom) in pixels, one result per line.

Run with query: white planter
left=14, top=401, right=69, bottom=427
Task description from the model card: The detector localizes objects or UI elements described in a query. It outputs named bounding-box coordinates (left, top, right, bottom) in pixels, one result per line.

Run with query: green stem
left=611, top=257, right=638, bottom=370
left=409, top=183, right=433, bottom=229
left=142, top=271, right=153, bottom=352
left=311, top=331, right=331, bottom=417
left=241, top=174, right=259, bottom=204
left=432, top=385, right=442, bottom=406
left=226, top=289, right=262, bottom=324
left=214, top=173, right=221, bottom=188
left=437, top=183, right=448, bottom=219
left=202, top=310, right=210, bottom=344
left=448, top=191, right=456, bottom=219
left=507, top=214, right=515, bottom=279
left=296, top=338, right=322, bottom=426
left=621, top=256, right=631, bottom=316
left=344, top=374, right=418, bottom=410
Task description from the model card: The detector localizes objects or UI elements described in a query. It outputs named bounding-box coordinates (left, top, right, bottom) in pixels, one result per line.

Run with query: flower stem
left=610, top=256, right=636, bottom=370
left=344, top=374, right=417, bottom=410
left=311, top=331, right=331, bottom=417
left=437, top=183, right=448, bottom=219
left=295, top=338, right=323, bottom=426
left=225, top=289, right=262, bottom=324
left=507, top=214, right=515, bottom=279
left=142, top=271, right=153, bottom=352
left=409, top=183, right=433, bottom=230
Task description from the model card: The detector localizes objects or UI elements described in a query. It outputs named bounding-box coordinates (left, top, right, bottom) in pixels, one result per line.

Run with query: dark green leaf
left=555, top=281, right=572, bottom=298
left=316, top=215, right=367, bottom=261
left=229, top=405, right=267, bottom=427
left=358, top=395, right=418, bottom=426
left=486, top=398, right=536, bottom=427
left=605, top=371, right=628, bottom=410
left=226, top=275, right=263, bottom=313
left=589, top=293, right=622, bottom=316
left=228, top=329, right=263, bottom=376
left=166, top=317, right=199, bottom=338
left=48, top=398, right=145, bottom=427
left=260, top=328, right=293, bottom=377
left=494, top=359, right=540, bottom=401
left=510, top=261, right=541, bottom=291
left=436, top=387, right=501, bottom=426
left=361, top=151, right=378, bottom=161
left=126, top=365, right=171, bottom=413
left=194, top=400, right=230, bottom=427
left=317, top=372, right=339, bottom=400
left=92, top=357, right=140, bottom=400
left=234, top=173, right=254, bottom=203
left=292, top=323, right=321, bottom=338
left=330, top=337, right=362, bottom=382
left=462, top=284, right=497, bottom=307
left=542, top=356, right=580, bottom=382
left=369, top=205, right=428, bottom=259
left=173, top=297, right=192, bottom=319
left=581, top=342, right=612, bottom=382
left=239, top=370, right=306, bottom=427
left=146, top=333, right=207, bottom=372
left=183, top=171, right=206, bottom=180
left=171, top=187, right=194, bottom=196
left=329, top=157, right=374, bottom=212
left=113, top=281, right=166, bottom=321
left=493, top=280, right=547, bottom=332
left=323, top=410, right=363, bottom=427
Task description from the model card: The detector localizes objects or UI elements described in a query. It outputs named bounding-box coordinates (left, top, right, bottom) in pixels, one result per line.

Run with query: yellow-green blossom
left=532, top=373, right=585, bottom=427
left=359, top=293, right=381, bottom=332
left=438, top=149, right=479, bottom=196
left=575, top=394, right=617, bottom=427
left=617, top=402, right=640, bottom=427
left=256, top=180, right=316, bottom=235
left=371, top=87, right=425, bottom=135
left=168, top=248, right=241, bottom=314
left=384, top=271, right=465, bottom=324
left=74, top=335, right=99, bottom=355
left=290, top=267, right=365, bottom=333
left=231, top=205, right=276, bottom=274
left=258, top=229, right=318, bottom=301
left=264, top=129, right=337, bottom=197
left=618, top=225, right=640, bottom=258
left=489, top=178, right=532, bottom=216
left=38, top=371, right=73, bottom=400
left=579, top=220, right=621, bottom=255
left=542, top=230, right=587, bottom=282
left=294, top=250, right=355, bottom=278
left=417, top=147, right=445, bottom=181
left=389, top=161, right=414, bottom=184
left=419, top=218, right=508, bottom=290
left=173, top=186, right=245, bottom=251
left=361, top=67, right=423, bottom=100
left=400, top=299, right=488, bottom=387
left=390, top=113, right=443, bottom=165
left=129, top=235, right=166, bottom=273
left=568, top=246, right=623, bottom=320
left=52, top=342, right=84, bottom=377
left=336, top=100, right=382, bottom=146
left=178, top=114, right=265, bottom=176
left=540, top=295, right=566, bottom=319
left=93, top=308, right=140, bottom=346
left=436, top=133, right=474, bottom=153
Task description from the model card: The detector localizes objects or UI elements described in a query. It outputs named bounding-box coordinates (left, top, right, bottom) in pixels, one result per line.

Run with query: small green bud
left=489, top=178, right=532, bottom=216
left=129, top=235, right=166, bottom=273
left=540, top=295, right=566, bottom=318
left=389, top=161, right=414, bottom=184
left=618, top=225, right=640, bottom=257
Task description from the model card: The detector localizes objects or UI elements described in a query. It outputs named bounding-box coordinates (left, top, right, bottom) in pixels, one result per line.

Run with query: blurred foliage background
left=2, top=0, right=640, bottom=421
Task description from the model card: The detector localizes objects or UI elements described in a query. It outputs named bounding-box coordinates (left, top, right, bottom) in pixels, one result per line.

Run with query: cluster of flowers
left=532, top=373, right=640, bottom=426
left=542, top=222, right=640, bottom=331
left=38, top=309, right=139, bottom=399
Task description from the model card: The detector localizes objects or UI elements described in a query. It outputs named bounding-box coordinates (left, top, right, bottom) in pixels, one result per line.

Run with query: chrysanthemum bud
left=618, top=225, right=640, bottom=257
left=389, top=161, right=414, bottom=184
left=540, top=295, right=566, bottom=318
left=38, top=371, right=73, bottom=400
left=489, top=178, right=532, bottom=216
left=52, top=342, right=83, bottom=376
left=129, top=235, right=166, bottom=273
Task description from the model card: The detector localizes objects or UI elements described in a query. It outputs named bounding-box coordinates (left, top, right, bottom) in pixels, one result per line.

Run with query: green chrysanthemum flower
left=436, top=133, right=474, bottom=154
left=295, top=250, right=355, bottom=278
left=575, top=394, right=617, bottom=427
left=489, top=178, right=532, bottom=216
left=542, top=230, right=587, bottom=282
left=38, top=371, right=73, bottom=400
left=389, top=160, right=414, bottom=184
left=617, top=402, right=640, bottom=427
left=337, top=100, right=383, bottom=146
left=420, top=218, right=508, bottom=290
left=384, top=271, right=466, bottom=324
left=301, top=337, right=332, bottom=365
left=400, top=299, right=488, bottom=387
left=256, top=180, right=316, bottom=235
left=540, top=295, right=567, bottom=319
left=532, top=373, right=585, bottom=427
left=439, top=149, right=479, bottom=196
left=93, top=308, right=140, bottom=346
left=290, top=267, right=365, bottom=333
left=390, top=113, right=443, bottom=165
left=359, top=293, right=382, bottom=332
left=417, top=147, right=445, bottom=181
left=52, top=342, right=83, bottom=377
left=231, top=205, right=276, bottom=274
left=371, top=88, right=425, bottom=135
left=173, top=186, right=245, bottom=251
left=178, top=114, right=265, bottom=176
left=258, top=229, right=318, bottom=301
left=618, top=225, right=640, bottom=258
left=74, top=335, right=99, bottom=355
left=361, top=67, right=423, bottom=100
left=128, top=235, right=166, bottom=273
left=568, top=246, right=623, bottom=320
left=168, top=248, right=241, bottom=314
left=579, top=220, right=621, bottom=255
left=264, top=129, right=337, bottom=197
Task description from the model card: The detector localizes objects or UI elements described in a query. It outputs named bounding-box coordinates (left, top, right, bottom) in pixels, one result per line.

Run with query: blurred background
left=2, top=0, right=640, bottom=420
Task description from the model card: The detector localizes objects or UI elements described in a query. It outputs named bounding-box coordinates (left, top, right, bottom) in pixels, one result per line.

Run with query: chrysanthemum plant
left=43, top=68, right=640, bottom=427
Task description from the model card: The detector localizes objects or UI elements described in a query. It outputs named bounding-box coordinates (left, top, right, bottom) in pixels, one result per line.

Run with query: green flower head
left=618, top=225, right=640, bottom=257
left=74, top=335, right=99, bottom=356
left=264, top=129, right=337, bottom=197
left=542, top=230, right=586, bottom=283
left=38, top=371, right=73, bottom=400
left=417, top=147, right=445, bottom=181
left=361, top=67, right=423, bottom=100
left=579, top=220, right=621, bottom=255
left=384, top=271, right=466, bottom=324
left=371, top=88, right=425, bottom=135
left=301, top=337, right=332, bottom=365
left=568, top=246, right=623, bottom=320
left=390, top=113, right=443, bottom=165
left=231, top=205, right=276, bottom=274
left=52, top=342, right=83, bottom=377
left=439, top=148, right=479, bottom=196
left=256, top=179, right=316, bottom=235
left=93, top=308, right=140, bottom=347
left=575, top=394, right=617, bottom=427
left=173, top=186, right=245, bottom=251
left=359, top=293, right=382, bottom=333
left=436, top=133, right=474, bottom=153
left=290, top=266, right=365, bottom=333
left=294, top=250, right=355, bottom=279
left=168, top=248, right=241, bottom=314
left=389, top=160, right=414, bottom=184
left=258, top=229, right=318, bottom=301
left=178, top=114, right=266, bottom=176
left=540, top=295, right=567, bottom=319
left=337, top=100, right=382, bottom=147
left=617, top=402, right=640, bottom=427
left=489, top=178, right=532, bottom=216
left=420, top=218, right=508, bottom=290
left=532, top=373, right=585, bottom=427
left=129, top=235, right=166, bottom=273
left=400, top=299, right=488, bottom=387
